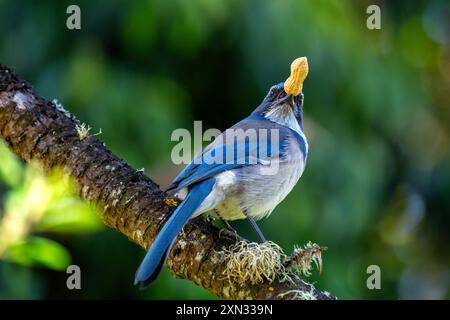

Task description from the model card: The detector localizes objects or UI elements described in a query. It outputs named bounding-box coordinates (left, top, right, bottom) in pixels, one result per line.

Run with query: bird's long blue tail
left=134, top=178, right=215, bottom=288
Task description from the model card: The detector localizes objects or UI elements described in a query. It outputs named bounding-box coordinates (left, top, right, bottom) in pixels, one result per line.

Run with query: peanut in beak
left=284, top=57, right=309, bottom=97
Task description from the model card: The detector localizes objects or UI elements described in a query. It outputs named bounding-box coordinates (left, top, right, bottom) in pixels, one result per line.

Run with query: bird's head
left=253, top=57, right=308, bottom=132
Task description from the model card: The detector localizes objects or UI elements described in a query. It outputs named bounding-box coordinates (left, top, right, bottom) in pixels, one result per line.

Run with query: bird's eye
left=269, top=86, right=279, bottom=97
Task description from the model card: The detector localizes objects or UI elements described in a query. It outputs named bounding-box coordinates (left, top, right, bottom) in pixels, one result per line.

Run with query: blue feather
left=134, top=178, right=215, bottom=288
left=166, top=118, right=285, bottom=194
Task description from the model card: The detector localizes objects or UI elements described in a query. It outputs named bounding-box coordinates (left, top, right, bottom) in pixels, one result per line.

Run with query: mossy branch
left=0, top=65, right=335, bottom=300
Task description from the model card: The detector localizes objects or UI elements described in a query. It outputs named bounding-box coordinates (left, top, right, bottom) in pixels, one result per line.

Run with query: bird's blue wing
left=165, top=118, right=282, bottom=194
left=165, top=115, right=302, bottom=194
left=166, top=141, right=276, bottom=194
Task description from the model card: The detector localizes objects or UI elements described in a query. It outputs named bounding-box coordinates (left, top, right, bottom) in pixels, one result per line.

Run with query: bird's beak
left=279, top=93, right=293, bottom=104
left=284, top=57, right=309, bottom=97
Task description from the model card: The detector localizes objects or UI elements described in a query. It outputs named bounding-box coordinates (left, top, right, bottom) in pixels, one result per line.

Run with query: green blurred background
left=0, top=0, right=449, bottom=299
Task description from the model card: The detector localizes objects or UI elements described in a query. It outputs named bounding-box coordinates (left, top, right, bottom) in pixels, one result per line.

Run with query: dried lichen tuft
left=75, top=123, right=102, bottom=140
left=222, top=241, right=287, bottom=285
left=285, top=241, right=326, bottom=277
left=221, top=240, right=327, bottom=286
left=278, top=288, right=317, bottom=300
left=75, top=123, right=92, bottom=140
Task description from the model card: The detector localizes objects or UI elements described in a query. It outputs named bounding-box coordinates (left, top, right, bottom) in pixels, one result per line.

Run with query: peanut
left=284, top=57, right=309, bottom=96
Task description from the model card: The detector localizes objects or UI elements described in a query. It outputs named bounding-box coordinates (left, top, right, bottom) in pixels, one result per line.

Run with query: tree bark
left=0, top=65, right=334, bottom=300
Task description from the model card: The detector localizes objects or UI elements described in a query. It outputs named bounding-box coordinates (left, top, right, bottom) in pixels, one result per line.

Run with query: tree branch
left=0, top=65, right=334, bottom=300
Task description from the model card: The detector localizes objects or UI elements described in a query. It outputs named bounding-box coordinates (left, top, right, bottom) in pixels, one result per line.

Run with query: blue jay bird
left=135, top=57, right=309, bottom=288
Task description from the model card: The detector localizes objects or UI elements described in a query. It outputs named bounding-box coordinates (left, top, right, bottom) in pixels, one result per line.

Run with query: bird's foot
left=218, top=219, right=240, bottom=241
